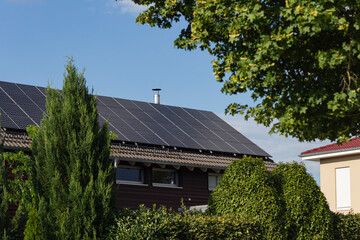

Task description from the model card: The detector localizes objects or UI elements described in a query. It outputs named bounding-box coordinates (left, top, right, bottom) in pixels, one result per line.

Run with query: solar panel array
left=0, top=81, right=270, bottom=157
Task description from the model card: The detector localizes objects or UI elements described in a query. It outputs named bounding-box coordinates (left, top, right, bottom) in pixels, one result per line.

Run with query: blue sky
left=0, top=0, right=331, bottom=183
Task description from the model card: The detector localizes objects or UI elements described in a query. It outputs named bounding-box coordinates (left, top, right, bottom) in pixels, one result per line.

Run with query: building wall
left=320, top=154, right=360, bottom=213
left=115, top=162, right=217, bottom=210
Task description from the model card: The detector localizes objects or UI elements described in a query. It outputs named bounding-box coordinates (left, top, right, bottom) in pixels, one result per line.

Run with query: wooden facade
left=115, top=161, right=221, bottom=210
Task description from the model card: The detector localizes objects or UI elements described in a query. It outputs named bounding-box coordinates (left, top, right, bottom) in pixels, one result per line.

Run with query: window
left=116, top=165, right=144, bottom=185
left=208, top=174, right=221, bottom=191
left=152, top=168, right=178, bottom=187
left=336, top=167, right=351, bottom=210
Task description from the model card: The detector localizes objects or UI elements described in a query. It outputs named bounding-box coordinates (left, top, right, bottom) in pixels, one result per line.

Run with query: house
left=0, top=80, right=275, bottom=214
left=300, top=138, right=360, bottom=213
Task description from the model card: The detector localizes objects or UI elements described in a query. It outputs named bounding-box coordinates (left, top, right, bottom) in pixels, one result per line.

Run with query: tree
left=28, top=59, right=115, bottom=239
left=129, top=0, right=360, bottom=142
left=23, top=207, right=44, bottom=240
left=272, top=162, right=333, bottom=239
left=208, top=156, right=285, bottom=239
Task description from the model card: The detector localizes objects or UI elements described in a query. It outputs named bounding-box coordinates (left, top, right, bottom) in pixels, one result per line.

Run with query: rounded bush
left=272, top=162, right=334, bottom=240
left=208, top=156, right=285, bottom=239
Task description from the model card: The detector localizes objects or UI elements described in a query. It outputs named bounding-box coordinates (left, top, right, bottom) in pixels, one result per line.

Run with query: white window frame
left=152, top=168, right=181, bottom=188
left=336, top=167, right=351, bottom=211
left=116, top=165, right=147, bottom=186
left=208, top=173, right=222, bottom=191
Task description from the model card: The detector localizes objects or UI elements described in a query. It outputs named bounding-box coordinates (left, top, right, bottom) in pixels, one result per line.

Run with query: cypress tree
left=29, top=59, right=114, bottom=239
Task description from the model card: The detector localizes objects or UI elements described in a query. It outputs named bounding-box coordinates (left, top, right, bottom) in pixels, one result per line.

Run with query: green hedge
left=111, top=205, right=260, bottom=240
left=333, top=212, right=360, bottom=240
left=272, top=162, right=334, bottom=240
left=208, top=156, right=285, bottom=239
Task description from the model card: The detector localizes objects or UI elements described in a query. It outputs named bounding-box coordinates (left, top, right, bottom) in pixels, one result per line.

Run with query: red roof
left=301, top=137, right=360, bottom=156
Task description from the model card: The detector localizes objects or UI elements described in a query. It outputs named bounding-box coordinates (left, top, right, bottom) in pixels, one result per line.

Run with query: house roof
left=300, top=137, right=360, bottom=157
left=0, top=80, right=270, bottom=157
left=1, top=130, right=277, bottom=170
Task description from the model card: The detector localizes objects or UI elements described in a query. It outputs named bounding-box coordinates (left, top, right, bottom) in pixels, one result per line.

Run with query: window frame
left=115, top=165, right=147, bottom=186
left=152, top=168, right=180, bottom=188
left=208, top=173, right=222, bottom=191
left=336, top=166, right=351, bottom=211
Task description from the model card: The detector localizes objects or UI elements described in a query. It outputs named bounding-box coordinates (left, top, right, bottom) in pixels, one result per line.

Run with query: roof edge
left=300, top=147, right=360, bottom=161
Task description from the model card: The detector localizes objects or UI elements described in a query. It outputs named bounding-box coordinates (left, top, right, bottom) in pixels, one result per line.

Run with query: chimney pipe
left=152, top=88, right=161, bottom=104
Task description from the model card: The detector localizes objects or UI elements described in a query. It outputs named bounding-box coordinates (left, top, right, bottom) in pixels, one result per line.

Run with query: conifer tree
left=29, top=59, right=115, bottom=239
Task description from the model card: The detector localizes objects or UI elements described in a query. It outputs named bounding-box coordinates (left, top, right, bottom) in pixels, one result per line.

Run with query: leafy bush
left=333, top=212, right=360, bottom=240
left=177, top=211, right=259, bottom=240
left=0, top=150, right=32, bottom=239
left=111, top=205, right=259, bottom=240
left=113, top=205, right=177, bottom=239
left=272, top=162, right=334, bottom=240
left=0, top=149, right=10, bottom=239
left=208, top=156, right=285, bottom=239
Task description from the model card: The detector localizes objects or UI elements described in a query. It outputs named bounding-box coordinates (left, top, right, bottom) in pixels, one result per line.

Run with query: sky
left=0, top=0, right=332, bottom=184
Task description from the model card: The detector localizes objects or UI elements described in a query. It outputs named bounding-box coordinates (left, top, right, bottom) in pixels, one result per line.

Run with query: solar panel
left=97, top=96, right=120, bottom=107
left=0, top=92, right=14, bottom=104
left=1, top=114, right=19, bottom=129
left=192, top=138, right=222, bottom=152
left=145, top=112, right=172, bottom=124
left=36, top=86, right=47, bottom=96
left=183, top=108, right=209, bottom=120
left=132, top=101, right=156, bottom=112
left=154, top=132, right=187, bottom=148
left=136, top=131, right=167, bottom=146
left=1, top=102, right=27, bottom=117
left=0, top=80, right=270, bottom=157
left=7, top=115, right=36, bottom=129
left=0, top=81, right=23, bottom=94
left=114, top=98, right=141, bottom=110
left=210, top=139, right=237, bottom=153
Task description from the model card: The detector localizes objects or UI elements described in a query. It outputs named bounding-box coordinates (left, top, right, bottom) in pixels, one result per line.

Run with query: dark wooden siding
left=115, top=162, right=221, bottom=210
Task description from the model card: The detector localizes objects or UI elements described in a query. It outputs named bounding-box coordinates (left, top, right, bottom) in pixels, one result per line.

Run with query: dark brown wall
left=115, top=162, right=218, bottom=210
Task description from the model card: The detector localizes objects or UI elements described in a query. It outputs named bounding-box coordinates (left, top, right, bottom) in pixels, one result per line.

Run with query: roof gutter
left=301, top=148, right=360, bottom=161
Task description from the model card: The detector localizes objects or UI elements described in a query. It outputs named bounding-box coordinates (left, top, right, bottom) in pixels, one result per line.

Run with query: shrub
left=333, top=212, right=360, bottom=240
left=0, top=149, right=9, bottom=238
left=272, top=162, right=334, bottom=240
left=0, top=149, right=32, bottom=239
left=208, top=156, right=285, bottom=239
left=112, top=205, right=260, bottom=240
left=177, top=211, right=259, bottom=240
left=113, top=205, right=177, bottom=239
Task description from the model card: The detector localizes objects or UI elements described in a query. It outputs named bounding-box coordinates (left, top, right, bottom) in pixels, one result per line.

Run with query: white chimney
left=152, top=88, right=161, bottom=104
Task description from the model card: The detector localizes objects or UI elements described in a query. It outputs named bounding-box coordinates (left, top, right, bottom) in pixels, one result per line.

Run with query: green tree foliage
left=272, top=162, right=333, bottom=240
left=208, top=156, right=285, bottom=239
left=29, top=59, right=115, bottom=239
left=24, top=207, right=44, bottom=240
left=131, top=0, right=360, bottom=142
